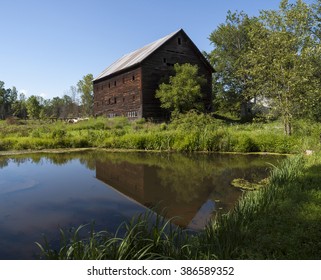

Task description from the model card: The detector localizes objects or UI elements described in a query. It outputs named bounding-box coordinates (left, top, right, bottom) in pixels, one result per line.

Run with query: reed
left=1, top=115, right=320, bottom=154
left=36, top=211, right=192, bottom=260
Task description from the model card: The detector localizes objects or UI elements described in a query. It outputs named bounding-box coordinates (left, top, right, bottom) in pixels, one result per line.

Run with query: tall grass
left=1, top=114, right=320, bottom=153
left=197, top=156, right=305, bottom=259
left=36, top=212, right=192, bottom=260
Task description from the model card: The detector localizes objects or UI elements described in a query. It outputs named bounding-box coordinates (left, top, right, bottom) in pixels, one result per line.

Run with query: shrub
left=6, top=116, right=19, bottom=125
left=233, top=134, right=259, bottom=153
left=51, top=129, right=66, bottom=139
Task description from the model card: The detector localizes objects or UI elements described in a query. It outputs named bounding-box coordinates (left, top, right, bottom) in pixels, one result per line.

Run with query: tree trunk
left=240, top=101, right=252, bottom=122
left=284, top=117, right=292, bottom=136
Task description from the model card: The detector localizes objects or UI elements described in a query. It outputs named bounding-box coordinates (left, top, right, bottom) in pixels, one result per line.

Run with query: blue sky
left=0, top=0, right=315, bottom=99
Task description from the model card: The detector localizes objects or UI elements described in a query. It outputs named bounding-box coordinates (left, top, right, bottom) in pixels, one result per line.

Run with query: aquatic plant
left=36, top=212, right=192, bottom=260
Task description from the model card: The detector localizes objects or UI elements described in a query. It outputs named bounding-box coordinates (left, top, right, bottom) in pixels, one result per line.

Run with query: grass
left=36, top=153, right=321, bottom=259
left=36, top=212, right=192, bottom=260
left=1, top=113, right=320, bottom=154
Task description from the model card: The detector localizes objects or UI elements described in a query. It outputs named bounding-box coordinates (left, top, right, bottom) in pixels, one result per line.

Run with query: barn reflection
left=95, top=154, right=245, bottom=230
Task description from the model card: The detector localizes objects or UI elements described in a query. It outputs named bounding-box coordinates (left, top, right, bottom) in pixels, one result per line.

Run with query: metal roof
left=93, top=29, right=182, bottom=81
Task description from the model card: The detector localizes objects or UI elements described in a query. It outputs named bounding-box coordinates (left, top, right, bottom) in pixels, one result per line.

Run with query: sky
left=0, top=0, right=316, bottom=100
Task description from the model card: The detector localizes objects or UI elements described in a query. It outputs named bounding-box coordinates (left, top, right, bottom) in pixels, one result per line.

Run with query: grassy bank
left=36, top=153, right=321, bottom=259
left=1, top=113, right=320, bottom=154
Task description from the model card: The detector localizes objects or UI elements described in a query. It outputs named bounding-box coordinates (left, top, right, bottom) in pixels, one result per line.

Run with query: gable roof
left=94, top=30, right=181, bottom=81
left=94, top=29, right=213, bottom=82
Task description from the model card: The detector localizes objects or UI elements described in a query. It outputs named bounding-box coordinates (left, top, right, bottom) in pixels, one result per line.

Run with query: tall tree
left=12, top=93, right=27, bottom=119
left=245, top=0, right=320, bottom=135
left=208, top=11, right=259, bottom=119
left=64, top=85, right=80, bottom=117
left=0, top=82, right=18, bottom=119
left=26, top=95, right=41, bottom=119
left=0, top=81, right=7, bottom=119
left=77, top=74, right=93, bottom=116
left=155, top=63, right=206, bottom=117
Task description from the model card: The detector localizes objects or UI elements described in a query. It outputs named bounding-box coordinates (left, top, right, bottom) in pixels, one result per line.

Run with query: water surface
left=0, top=151, right=283, bottom=259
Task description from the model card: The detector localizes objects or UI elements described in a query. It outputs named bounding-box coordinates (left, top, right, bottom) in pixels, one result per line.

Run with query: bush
left=51, top=129, right=66, bottom=139
left=6, top=116, right=19, bottom=125
left=233, top=134, right=259, bottom=153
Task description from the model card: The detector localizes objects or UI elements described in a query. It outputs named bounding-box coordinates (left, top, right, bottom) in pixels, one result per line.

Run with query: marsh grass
left=1, top=115, right=320, bottom=153
left=36, top=212, right=192, bottom=260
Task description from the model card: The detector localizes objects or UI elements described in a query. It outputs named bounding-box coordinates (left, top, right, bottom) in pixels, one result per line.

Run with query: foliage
left=0, top=81, right=18, bottom=119
left=156, top=63, right=206, bottom=116
left=0, top=115, right=320, bottom=154
left=26, top=95, right=42, bottom=119
left=244, top=0, right=321, bottom=135
left=77, top=74, right=94, bottom=117
left=208, top=11, right=259, bottom=119
left=208, top=0, right=321, bottom=132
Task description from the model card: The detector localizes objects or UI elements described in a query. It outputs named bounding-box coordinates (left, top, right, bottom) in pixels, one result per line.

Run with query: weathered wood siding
left=93, top=30, right=213, bottom=120
left=141, top=30, right=213, bottom=120
left=93, top=67, right=143, bottom=118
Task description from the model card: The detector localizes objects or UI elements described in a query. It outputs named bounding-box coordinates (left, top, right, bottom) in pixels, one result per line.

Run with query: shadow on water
left=0, top=151, right=284, bottom=259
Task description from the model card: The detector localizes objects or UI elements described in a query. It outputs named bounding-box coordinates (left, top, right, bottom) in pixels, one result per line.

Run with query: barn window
left=114, top=97, right=117, bottom=103
left=114, top=81, right=117, bottom=86
left=163, top=58, right=167, bottom=64
left=178, top=37, right=182, bottom=45
left=108, top=83, right=110, bottom=88
left=132, top=75, right=135, bottom=81
left=127, top=111, right=138, bottom=118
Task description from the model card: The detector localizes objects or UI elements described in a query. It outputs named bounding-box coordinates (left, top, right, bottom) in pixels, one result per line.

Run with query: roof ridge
left=94, top=29, right=182, bottom=81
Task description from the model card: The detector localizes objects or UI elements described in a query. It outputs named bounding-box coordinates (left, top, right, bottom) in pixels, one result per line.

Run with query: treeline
left=207, top=0, right=321, bottom=134
left=0, top=74, right=93, bottom=120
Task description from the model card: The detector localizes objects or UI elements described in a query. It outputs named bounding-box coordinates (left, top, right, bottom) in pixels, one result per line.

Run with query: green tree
left=26, top=95, right=41, bottom=119
left=12, top=93, right=27, bottom=119
left=155, top=63, right=206, bottom=117
left=0, top=81, right=7, bottom=119
left=0, top=82, right=18, bottom=119
left=208, top=11, right=259, bottom=119
left=245, top=0, right=320, bottom=135
left=77, top=74, right=93, bottom=117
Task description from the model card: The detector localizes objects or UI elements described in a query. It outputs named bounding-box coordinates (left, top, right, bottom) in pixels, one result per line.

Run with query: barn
left=93, top=29, right=213, bottom=120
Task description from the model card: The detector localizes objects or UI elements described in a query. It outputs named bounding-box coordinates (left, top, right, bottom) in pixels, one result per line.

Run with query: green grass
left=1, top=114, right=320, bottom=154
left=36, top=212, right=191, bottom=260
left=36, top=153, right=321, bottom=259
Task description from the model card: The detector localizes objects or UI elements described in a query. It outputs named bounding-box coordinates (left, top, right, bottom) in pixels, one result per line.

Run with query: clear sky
left=0, top=0, right=315, bottom=99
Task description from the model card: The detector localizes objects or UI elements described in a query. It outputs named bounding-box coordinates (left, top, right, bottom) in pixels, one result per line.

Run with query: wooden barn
left=93, top=29, right=213, bottom=120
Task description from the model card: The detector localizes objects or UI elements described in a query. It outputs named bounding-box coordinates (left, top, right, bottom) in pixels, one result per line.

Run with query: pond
left=0, top=150, right=284, bottom=259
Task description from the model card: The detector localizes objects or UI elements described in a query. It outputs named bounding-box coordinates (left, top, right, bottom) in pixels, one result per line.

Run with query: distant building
left=93, top=29, right=213, bottom=120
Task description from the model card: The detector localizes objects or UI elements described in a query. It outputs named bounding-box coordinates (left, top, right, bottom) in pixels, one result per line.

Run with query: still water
left=0, top=151, right=283, bottom=259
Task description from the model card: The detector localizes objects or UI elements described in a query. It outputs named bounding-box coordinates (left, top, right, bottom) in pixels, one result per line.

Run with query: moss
left=231, top=178, right=269, bottom=191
